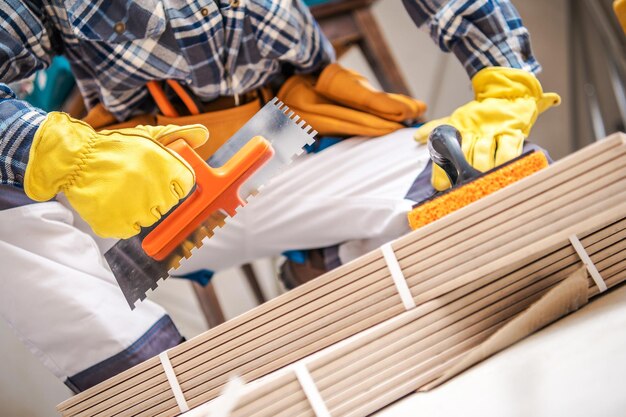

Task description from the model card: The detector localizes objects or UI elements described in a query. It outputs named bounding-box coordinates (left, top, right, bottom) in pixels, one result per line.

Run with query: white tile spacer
left=159, top=350, right=189, bottom=413
left=381, top=242, right=416, bottom=310
left=294, top=362, right=331, bottom=417
left=569, top=234, right=607, bottom=292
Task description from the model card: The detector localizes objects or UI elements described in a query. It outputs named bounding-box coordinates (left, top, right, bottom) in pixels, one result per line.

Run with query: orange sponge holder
left=408, top=151, right=549, bottom=230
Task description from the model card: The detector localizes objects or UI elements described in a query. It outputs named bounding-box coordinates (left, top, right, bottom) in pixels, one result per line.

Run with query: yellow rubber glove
left=24, top=112, right=209, bottom=238
left=414, top=67, right=561, bottom=191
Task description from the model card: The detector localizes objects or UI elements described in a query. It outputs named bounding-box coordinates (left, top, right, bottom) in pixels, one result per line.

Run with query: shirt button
left=200, top=7, right=209, bottom=16
left=114, top=22, right=125, bottom=34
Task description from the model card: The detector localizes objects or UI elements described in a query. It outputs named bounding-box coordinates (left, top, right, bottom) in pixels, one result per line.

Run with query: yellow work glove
left=24, top=112, right=209, bottom=238
left=414, top=67, right=561, bottom=191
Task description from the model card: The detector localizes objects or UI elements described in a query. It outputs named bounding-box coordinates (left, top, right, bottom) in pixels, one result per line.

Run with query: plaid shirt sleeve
left=402, top=0, right=540, bottom=77
left=0, top=0, right=50, bottom=188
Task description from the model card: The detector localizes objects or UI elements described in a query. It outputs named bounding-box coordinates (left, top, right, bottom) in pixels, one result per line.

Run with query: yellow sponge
left=408, top=151, right=549, bottom=230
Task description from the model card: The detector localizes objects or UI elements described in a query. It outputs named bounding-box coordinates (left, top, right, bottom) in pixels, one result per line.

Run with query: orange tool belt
left=82, top=63, right=427, bottom=161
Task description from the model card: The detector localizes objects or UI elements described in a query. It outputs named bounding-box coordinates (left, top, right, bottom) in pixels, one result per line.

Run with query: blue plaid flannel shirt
left=0, top=0, right=539, bottom=188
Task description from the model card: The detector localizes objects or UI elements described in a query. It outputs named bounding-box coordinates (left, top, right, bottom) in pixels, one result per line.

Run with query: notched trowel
left=105, top=98, right=317, bottom=309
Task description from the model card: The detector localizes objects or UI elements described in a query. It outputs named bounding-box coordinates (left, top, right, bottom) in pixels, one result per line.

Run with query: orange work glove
left=277, top=63, right=427, bottom=138
left=278, top=74, right=405, bottom=137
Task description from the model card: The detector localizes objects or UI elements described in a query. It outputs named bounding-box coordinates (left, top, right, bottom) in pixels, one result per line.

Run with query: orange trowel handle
left=142, top=136, right=274, bottom=260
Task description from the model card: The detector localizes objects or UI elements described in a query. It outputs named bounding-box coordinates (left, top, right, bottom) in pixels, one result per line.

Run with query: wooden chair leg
left=191, top=264, right=266, bottom=329
left=192, top=282, right=226, bottom=328
left=353, top=7, right=412, bottom=95
left=241, top=263, right=267, bottom=305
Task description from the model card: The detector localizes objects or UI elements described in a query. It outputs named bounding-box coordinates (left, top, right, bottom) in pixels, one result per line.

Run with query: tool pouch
left=83, top=94, right=267, bottom=161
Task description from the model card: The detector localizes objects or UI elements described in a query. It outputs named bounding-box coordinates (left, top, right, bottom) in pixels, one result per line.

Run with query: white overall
left=0, top=128, right=430, bottom=383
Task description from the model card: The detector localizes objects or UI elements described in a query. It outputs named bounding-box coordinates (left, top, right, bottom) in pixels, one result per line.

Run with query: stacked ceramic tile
left=57, top=133, right=626, bottom=417
left=191, top=223, right=624, bottom=417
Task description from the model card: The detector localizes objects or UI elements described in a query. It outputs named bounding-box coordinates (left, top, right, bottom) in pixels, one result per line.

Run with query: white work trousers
left=0, top=128, right=430, bottom=387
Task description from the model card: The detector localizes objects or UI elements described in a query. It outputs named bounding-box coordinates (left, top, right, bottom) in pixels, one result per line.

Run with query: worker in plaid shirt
left=0, top=0, right=558, bottom=393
